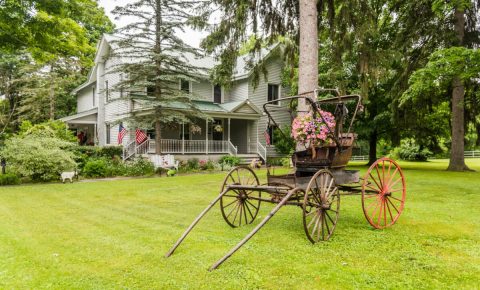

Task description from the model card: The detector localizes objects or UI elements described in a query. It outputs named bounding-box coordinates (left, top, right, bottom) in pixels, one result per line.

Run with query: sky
left=97, top=0, right=209, bottom=48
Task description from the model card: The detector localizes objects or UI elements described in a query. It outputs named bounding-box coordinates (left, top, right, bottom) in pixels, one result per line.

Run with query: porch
left=123, top=118, right=267, bottom=161
left=60, top=108, right=98, bottom=145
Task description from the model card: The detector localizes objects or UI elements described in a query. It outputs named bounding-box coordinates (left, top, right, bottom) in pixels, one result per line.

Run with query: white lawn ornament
left=61, top=171, right=76, bottom=183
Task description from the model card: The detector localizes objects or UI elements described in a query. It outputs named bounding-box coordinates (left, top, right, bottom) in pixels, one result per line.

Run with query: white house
left=61, top=34, right=291, bottom=162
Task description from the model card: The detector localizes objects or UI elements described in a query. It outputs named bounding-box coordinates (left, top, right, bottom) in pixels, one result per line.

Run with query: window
left=213, top=84, right=222, bottom=103
left=180, top=79, right=190, bottom=93
left=92, top=86, right=96, bottom=107
left=105, top=80, right=109, bottom=102
left=267, top=125, right=277, bottom=145
left=267, top=84, right=279, bottom=105
left=106, top=124, right=111, bottom=144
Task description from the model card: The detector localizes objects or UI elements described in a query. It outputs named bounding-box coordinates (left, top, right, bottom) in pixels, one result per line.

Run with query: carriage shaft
left=165, top=188, right=229, bottom=258
left=209, top=188, right=302, bottom=271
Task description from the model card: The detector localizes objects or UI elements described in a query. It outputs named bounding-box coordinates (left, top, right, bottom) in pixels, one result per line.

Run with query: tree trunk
left=49, top=76, right=55, bottom=120
left=155, top=120, right=162, bottom=154
left=368, top=130, right=377, bottom=166
left=476, top=123, right=480, bottom=147
left=154, top=0, right=163, bottom=155
left=297, top=0, right=318, bottom=108
left=297, top=0, right=318, bottom=152
left=447, top=6, right=470, bottom=171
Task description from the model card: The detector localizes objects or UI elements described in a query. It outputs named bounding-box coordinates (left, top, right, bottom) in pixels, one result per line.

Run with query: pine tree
left=112, top=0, right=209, bottom=154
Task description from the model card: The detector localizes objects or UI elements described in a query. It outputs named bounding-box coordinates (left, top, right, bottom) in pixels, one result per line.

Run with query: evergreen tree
left=112, top=0, right=209, bottom=154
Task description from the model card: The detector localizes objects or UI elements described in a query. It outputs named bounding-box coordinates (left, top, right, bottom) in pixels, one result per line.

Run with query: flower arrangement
left=213, top=124, right=223, bottom=133
left=291, top=111, right=336, bottom=158
left=190, top=124, right=202, bottom=135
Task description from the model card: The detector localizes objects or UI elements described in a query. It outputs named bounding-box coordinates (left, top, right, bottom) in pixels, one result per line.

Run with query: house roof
left=60, top=108, right=98, bottom=123
left=133, top=99, right=262, bottom=118
left=72, top=34, right=280, bottom=95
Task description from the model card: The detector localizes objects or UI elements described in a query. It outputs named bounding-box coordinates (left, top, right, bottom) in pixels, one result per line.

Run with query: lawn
left=0, top=159, right=479, bottom=289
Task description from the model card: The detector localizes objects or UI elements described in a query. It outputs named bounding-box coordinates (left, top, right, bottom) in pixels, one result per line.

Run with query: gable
left=234, top=104, right=258, bottom=114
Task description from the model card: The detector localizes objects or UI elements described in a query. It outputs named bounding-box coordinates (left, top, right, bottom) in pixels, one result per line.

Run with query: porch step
left=237, top=154, right=263, bottom=165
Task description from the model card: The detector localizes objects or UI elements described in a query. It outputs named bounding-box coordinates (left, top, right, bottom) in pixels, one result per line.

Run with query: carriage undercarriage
left=165, top=90, right=407, bottom=270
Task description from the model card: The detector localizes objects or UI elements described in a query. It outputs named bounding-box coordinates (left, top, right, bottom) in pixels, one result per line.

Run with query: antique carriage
left=166, top=89, right=407, bottom=270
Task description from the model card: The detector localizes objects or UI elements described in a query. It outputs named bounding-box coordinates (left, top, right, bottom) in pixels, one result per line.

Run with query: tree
left=401, top=0, right=479, bottom=170
left=0, top=0, right=113, bottom=132
left=112, top=0, right=208, bottom=154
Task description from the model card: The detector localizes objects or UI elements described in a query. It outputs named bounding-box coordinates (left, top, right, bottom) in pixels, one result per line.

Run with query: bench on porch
left=149, top=154, right=179, bottom=171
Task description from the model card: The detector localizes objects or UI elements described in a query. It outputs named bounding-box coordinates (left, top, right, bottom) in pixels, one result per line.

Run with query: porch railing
left=228, top=141, right=238, bottom=156
left=122, top=140, right=136, bottom=161
left=257, top=141, right=267, bottom=162
left=148, top=139, right=237, bottom=155
left=136, top=139, right=150, bottom=155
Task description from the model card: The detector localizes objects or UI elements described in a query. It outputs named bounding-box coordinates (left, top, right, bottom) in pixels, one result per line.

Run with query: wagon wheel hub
left=321, top=202, right=331, bottom=210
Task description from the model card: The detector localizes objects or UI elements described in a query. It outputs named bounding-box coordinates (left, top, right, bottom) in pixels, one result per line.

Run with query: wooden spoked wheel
left=303, top=169, right=340, bottom=243
left=220, top=166, right=261, bottom=228
left=362, top=157, right=406, bottom=229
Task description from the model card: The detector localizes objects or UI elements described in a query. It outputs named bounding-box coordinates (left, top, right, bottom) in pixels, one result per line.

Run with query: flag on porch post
left=118, top=123, right=127, bottom=144
left=135, top=128, right=147, bottom=144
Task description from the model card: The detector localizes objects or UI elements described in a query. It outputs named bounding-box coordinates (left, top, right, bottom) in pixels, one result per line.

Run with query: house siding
left=191, top=80, right=212, bottom=101
left=248, top=58, right=291, bottom=157
left=103, top=55, right=132, bottom=145
left=227, top=79, right=249, bottom=102
left=77, top=84, right=96, bottom=113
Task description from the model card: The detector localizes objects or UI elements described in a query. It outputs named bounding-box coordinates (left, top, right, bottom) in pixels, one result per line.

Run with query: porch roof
left=60, top=108, right=98, bottom=124
left=134, top=99, right=262, bottom=118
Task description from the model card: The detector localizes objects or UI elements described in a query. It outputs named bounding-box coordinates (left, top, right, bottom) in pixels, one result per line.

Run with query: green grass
left=0, top=159, right=479, bottom=289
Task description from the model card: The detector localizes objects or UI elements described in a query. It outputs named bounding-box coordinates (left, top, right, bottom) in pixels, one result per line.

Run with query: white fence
left=464, top=151, right=480, bottom=158
left=350, top=151, right=480, bottom=161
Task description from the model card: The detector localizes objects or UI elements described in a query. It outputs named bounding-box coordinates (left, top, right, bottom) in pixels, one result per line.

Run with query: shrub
left=199, top=159, right=215, bottom=170
left=267, top=157, right=283, bottom=166
left=0, top=173, right=20, bottom=186
left=273, top=125, right=295, bottom=155
left=391, top=139, right=432, bottom=161
left=0, top=135, right=76, bottom=181
left=19, top=120, right=77, bottom=142
left=98, top=146, right=123, bottom=159
left=186, top=158, right=200, bottom=170
left=125, top=158, right=155, bottom=176
left=219, top=156, right=240, bottom=167
left=83, top=159, right=108, bottom=178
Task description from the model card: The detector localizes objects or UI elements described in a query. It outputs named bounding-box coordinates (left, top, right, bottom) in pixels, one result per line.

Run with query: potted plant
left=291, top=111, right=336, bottom=159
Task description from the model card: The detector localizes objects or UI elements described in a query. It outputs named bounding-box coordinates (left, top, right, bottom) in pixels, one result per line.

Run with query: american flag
left=117, top=123, right=127, bottom=144
left=136, top=128, right=148, bottom=144
left=264, top=130, right=271, bottom=145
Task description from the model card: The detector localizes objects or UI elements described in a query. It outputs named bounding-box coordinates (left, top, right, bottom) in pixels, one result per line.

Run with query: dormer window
left=213, top=84, right=222, bottom=103
left=180, top=79, right=190, bottom=94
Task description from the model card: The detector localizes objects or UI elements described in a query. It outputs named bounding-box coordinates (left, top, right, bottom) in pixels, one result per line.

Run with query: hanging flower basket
left=213, top=124, right=223, bottom=133
left=291, top=111, right=336, bottom=159
left=190, top=124, right=202, bottom=135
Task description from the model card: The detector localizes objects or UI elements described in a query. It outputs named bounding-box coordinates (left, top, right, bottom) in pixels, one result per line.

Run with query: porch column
left=182, top=123, right=185, bottom=154
left=205, top=119, right=209, bottom=154
left=96, top=61, right=106, bottom=146
left=228, top=118, right=231, bottom=142
left=94, top=123, right=98, bottom=145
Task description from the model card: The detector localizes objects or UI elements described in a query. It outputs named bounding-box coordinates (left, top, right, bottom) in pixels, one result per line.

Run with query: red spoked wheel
left=361, top=157, right=406, bottom=229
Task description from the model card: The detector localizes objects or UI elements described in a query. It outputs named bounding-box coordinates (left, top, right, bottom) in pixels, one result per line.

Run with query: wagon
left=165, top=88, right=407, bottom=270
